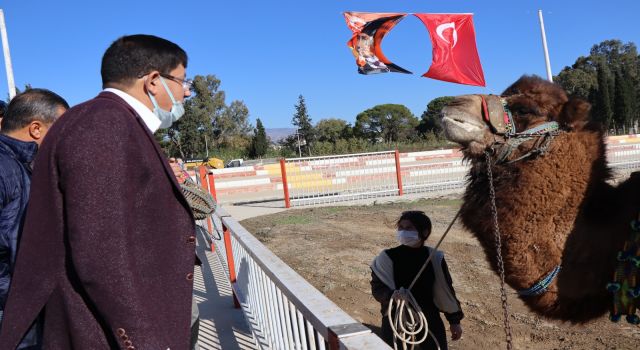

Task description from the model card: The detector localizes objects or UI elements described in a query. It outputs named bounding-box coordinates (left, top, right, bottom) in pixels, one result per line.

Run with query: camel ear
left=559, top=98, right=591, bottom=130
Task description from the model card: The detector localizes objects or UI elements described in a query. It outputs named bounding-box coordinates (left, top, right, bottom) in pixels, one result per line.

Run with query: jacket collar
left=0, top=133, right=38, bottom=166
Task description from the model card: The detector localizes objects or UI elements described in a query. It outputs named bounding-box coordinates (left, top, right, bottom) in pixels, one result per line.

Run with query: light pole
left=538, top=10, right=553, bottom=82
left=296, top=128, right=302, bottom=157
left=204, top=133, right=209, bottom=158
left=0, top=9, right=16, bottom=99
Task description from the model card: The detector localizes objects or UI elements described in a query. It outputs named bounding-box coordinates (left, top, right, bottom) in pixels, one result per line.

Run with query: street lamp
left=295, top=128, right=302, bottom=157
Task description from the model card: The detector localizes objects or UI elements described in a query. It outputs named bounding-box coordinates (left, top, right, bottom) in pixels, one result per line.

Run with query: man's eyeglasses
left=160, top=73, right=193, bottom=91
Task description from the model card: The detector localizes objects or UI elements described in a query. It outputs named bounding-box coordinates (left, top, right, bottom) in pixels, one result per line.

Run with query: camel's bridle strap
left=481, top=95, right=516, bottom=136
left=481, top=94, right=562, bottom=164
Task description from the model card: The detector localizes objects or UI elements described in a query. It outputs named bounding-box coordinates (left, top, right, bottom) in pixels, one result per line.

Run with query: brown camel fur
left=440, top=75, right=640, bottom=323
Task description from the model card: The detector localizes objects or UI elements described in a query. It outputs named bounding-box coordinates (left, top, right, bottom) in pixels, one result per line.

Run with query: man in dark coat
left=0, top=89, right=68, bottom=349
left=0, top=35, right=197, bottom=349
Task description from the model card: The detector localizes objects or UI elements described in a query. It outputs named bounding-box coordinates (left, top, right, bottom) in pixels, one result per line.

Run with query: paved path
left=194, top=226, right=259, bottom=349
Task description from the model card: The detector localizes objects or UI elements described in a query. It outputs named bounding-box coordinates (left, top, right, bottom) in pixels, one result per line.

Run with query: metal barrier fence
left=608, top=143, right=640, bottom=175
left=196, top=167, right=390, bottom=350
left=202, top=138, right=640, bottom=208
left=281, top=144, right=640, bottom=207
left=283, top=151, right=401, bottom=207
left=281, top=149, right=469, bottom=207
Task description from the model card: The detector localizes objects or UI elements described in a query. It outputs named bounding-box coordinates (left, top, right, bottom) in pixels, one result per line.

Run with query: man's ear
left=28, top=121, right=45, bottom=140
left=144, top=71, right=162, bottom=96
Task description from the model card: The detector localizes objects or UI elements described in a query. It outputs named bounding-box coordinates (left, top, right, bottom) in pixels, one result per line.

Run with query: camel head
left=441, top=75, right=593, bottom=157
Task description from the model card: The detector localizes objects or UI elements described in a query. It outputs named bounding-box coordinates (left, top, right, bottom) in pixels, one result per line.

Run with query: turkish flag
left=415, top=14, right=486, bottom=87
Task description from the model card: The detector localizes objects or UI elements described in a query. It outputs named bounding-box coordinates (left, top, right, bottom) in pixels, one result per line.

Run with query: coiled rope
left=387, top=209, right=461, bottom=350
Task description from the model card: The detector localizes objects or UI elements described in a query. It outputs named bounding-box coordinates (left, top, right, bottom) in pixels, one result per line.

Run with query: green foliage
left=249, top=118, right=269, bottom=158
left=217, top=100, right=252, bottom=148
left=555, top=39, right=639, bottom=134
left=160, top=75, right=224, bottom=158
left=292, top=95, right=314, bottom=156
left=418, top=96, right=454, bottom=137
left=307, top=137, right=449, bottom=157
left=594, top=63, right=614, bottom=129
left=555, top=56, right=597, bottom=99
left=613, top=67, right=633, bottom=131
left=157, top=74, right=255, bottom=159
left=315, top=118, right=351, bottom=143
left=354, top=104, right=419, bottom=143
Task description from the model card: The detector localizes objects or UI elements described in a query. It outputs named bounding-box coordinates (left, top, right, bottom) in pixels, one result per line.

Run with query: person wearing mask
left=0, top=89, right=68, bottom=349
left=370, top=210, right=464, bottom=350
left=0, top=35, right=196, bottom=349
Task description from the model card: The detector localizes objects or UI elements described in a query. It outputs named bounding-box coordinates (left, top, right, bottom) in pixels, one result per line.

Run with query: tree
left=555, top=56, right=597, bottom=100
left=248, top=118, right=269, bottom=158
left=217, top=100, right=252, bottom=148
left=315, top=118, right=351, bottom=143
left=418, top=96, right=454, bottom=137
left=593, top=63, right=613, bottom=130
left=354, top=104, right=419, bottom=143
left=292, top=95, right=314, bottom=155
left=164, top=75, right=226, bottom=158
left=613, top=67, right=633, bottom=132
left=555, top=39, right=639, bottom=133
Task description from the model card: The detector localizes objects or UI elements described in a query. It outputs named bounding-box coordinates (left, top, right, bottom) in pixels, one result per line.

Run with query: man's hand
left=450, top=324, right=463, bottom=341
left=169, top=158, right=187, bottom=184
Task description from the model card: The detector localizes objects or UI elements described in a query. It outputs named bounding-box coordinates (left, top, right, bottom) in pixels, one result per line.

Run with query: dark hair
left=397, top=210, right=432, bottom=240
left=1, top=88, right=69, bottom=133
left=101, top=34, right=188, bottom=87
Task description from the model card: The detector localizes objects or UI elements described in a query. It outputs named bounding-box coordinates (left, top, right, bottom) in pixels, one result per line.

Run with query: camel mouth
left=441, top=114, right=487, bottom=145
left=442, top=116, right=483, bottom=133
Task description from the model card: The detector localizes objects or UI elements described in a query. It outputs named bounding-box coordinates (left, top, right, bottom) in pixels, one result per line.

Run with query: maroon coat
left=0, top=92, right=196, bottom=349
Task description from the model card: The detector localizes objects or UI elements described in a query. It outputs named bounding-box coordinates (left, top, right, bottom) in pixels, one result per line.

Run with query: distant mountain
left=266, top=128, right=296, bottom=143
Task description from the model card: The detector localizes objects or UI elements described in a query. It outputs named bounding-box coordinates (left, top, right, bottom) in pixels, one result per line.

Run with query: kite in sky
left=343, top=12, right=486, bottom=87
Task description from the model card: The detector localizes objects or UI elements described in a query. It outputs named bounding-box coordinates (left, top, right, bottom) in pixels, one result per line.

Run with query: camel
left=440, top=75, right=640, bottom=323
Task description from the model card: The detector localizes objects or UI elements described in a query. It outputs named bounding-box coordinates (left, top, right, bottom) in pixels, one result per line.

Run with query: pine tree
left=613, top=68, right=632, bottom=133
left=292, top=95, right=314, bottom=156
left=249, top=118, right=269, bottom=158
left=594, top=63, right=613, bottom=131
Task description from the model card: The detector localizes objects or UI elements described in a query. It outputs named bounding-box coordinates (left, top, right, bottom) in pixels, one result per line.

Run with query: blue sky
left=0, top=1, right=638, bottom=128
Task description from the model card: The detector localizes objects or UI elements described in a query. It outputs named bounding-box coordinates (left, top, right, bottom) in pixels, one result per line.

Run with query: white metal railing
left=608, top=143, right=640, bottom=175
left=197, top=206, right=390, bottom=350
left=283, top=151, right=399, bottom=207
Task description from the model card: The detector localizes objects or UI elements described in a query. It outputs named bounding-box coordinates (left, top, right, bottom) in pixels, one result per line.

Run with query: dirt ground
left=241, top=195, right=640, bottom=349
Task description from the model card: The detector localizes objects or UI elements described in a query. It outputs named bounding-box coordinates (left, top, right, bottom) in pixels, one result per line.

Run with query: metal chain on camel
left=387, top=208, right=462, bottom=350
left=485, top=151, right=514, bottom=350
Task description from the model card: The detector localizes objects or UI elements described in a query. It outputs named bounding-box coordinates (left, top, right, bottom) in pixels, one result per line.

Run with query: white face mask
left=396, top=230, right=423, bottom=248
left=147, top=77, right=186, bottom=129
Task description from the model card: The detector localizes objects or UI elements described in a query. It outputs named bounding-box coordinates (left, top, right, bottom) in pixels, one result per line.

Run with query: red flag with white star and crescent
left=415, top=13, right=486, bottom=87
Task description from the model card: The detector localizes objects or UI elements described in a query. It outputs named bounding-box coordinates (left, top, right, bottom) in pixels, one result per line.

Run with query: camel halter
left=480, top=95, right=561, bottom=164
left=387, top=209, right=461, bottom=350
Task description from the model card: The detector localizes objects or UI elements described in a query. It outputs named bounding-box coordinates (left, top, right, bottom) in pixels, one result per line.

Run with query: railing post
left=198, top=166, right=214, bottom=250
left=207, top=172, right=218, bottom=202
left=327, top=323, right=372, bottom=350
left=280, top=158, right=291, bottom=208
left=223, top=222, right=241, bottom=308
left=394, top=150, right=404, bottom=196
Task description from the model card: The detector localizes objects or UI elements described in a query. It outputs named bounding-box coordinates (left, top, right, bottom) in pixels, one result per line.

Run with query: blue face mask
left=147, top=77, right=185, bottom=129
